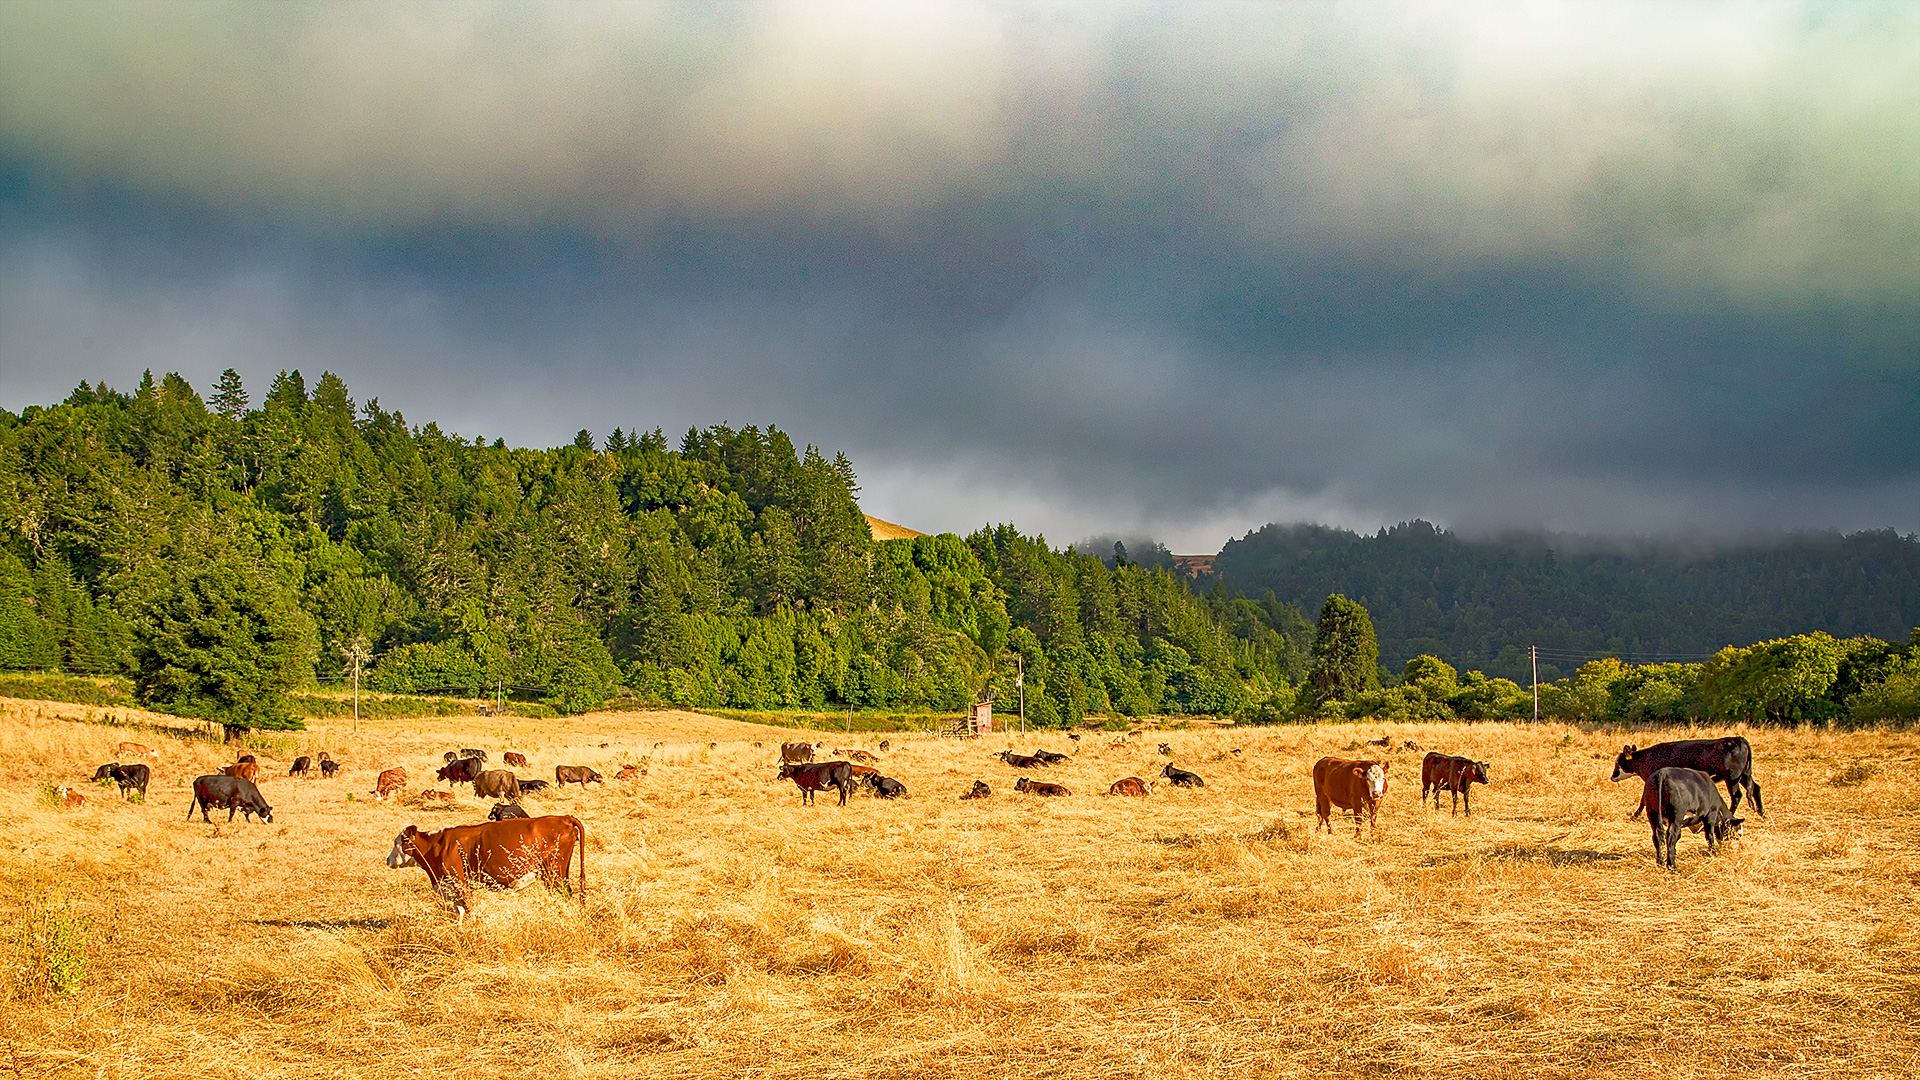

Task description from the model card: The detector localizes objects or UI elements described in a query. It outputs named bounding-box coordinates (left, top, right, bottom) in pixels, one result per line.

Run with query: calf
left=1420, top=753, right=1490, bottom=816
left=878, top=739, right=891, bottom=752
left=419, top=790, right=454, bottom=802
left=1612, top=738, right=1763, bottom=817
left=1158, top=743, right=1173, bottom=755
left=1108, top=776, right=1154, bottom=797
left=59, top=786, right=85, bottom=809
left=864, top=774, right=908, bottom=799
left=1641, top=767, right=1744, bottom=870
left=319, top=759, right=341, bottom=778
left=503, top=752, right=529, bottom=768
left=488, top=802, right=530, bottom=821
left=375, top=767, right=408, bottom=800
left=554, top=765, right=604, bottom=787
left=961, top=780, right=991, bottom=800
left=472, top=769, right=521, bottom=801
left=289, top=755, right=313, bottom=777
left=1015, top=777, right=1071, bottom=797
left=188, top=775, right=274, bottom=824
left=1161, top=764, right=1204, bottom=788
left=1313, top=757, right=1388, bottom=837
left=220, top=762, right=260, bottom=784
left=840, top=749, right=879, bottom=764
left=777, top=762, right=854, bottom=806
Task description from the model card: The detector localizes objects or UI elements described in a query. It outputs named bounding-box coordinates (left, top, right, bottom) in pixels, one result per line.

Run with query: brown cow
left=386, top=815, right=586, bottom=918
left=503, top=752, right=529, bottom=768
left=117, top=741, right=156, bottom=758
left=555, top=765, right=604, bottom=787
left=472, top=769, right=521, bottom=801
left=780, top=741, right=816, bottom=764
left=777, top=762, right=854, bottom=806
left=419, top=790, right=455, bottom=803
left=1015, top=777, right=1070, bottom=796
left=375, top=767, right=408, bottom=800
left=613, top=765, right=639, bottom=780
left=220, top=762, right=261, bottom=784
left=1107, top=776, right=1154, bottom=797
left=59, top=786, right=85, bottom=809
left=1421, top=753, right=1490, bottom=816
left=1314, top=757, right=1389, bottom=837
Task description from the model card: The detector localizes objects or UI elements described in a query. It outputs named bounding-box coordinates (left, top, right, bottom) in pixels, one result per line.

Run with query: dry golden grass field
left=3, top=696, right=1918, bottom=1079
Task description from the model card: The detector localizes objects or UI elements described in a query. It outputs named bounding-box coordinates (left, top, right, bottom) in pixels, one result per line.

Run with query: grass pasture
left=3, top=696, right=1918, bottom=1078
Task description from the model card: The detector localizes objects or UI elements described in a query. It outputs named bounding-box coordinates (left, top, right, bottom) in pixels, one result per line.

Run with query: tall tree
left=1305, top=593, right=1379, bottom=708
left=209, top=368, right=248, bottom=421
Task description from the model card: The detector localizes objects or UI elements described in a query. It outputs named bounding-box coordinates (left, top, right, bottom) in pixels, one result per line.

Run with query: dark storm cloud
left=4, top=2, right=1920, bottom=549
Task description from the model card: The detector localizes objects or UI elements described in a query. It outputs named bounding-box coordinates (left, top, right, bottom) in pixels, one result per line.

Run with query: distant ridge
left=865, top=514, right=924, bottom=541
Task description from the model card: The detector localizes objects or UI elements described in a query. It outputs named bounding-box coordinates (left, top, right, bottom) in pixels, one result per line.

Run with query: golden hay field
left=3, top=695, right=1918, bottom=1079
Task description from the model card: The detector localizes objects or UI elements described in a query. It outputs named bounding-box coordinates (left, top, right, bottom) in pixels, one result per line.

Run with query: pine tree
left=210, top=369, right=248, bottom=421
left=1305, top=593, right=1379, bottom=708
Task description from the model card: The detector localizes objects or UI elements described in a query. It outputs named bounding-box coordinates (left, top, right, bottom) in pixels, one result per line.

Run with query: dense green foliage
left=1304, top=594, right=1380, bottom=710
left=0, top=371, right=1288, bottom=724
left=1214, top=519, right=1920, bottom=684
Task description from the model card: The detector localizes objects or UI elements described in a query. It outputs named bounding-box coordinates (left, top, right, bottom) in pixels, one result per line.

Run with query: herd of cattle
left=67, top=729, right=1771, bottom=915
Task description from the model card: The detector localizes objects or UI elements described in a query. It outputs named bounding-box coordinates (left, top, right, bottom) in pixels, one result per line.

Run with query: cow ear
left=1379, top=762, right=1389, bottom=772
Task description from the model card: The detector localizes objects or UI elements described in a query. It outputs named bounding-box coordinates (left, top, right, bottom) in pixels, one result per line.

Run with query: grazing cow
left=375, top=768, right=408, bottom=800
left=555, top=765, right=604, bottom=787
left=1033, top=749, right=1069, bottom=765
left=614, top=765, right=638, bottom=780
left=517, top=778, right=551, bottom=793
left=1161, top=764, right=1204, bottom=788
left=503, top=752, right=529, bottom=768
left=1108, top=776, right=1154, bottom=797
left=289, top=755, right=313, bottom=777
left=320, top=759, right=341, bottom=778
left=961, top=780, right=991, bottom=800
left=865, top=774, right=908, bottom=799
left=220, top=762, right=261, bottom=784
left=188, top=775, right=274, bottom=824
left=997, top=751, right=1045, bottom=769
left=488, top=802, right=530, bottom=821
left=1641, top=767, right=1744, bottom=870
left=1313, top=757, right=1388, bottom=837
left=117, top=741, right=156, bottom=759
left=1014, top=777, right=1070, bottom=797
left=777, top=762, right=854, bottom=806
left=1612, top=738, right=1764, bottom=818
left=436, top=757, right=484, bottom=788
left=1420, top=753, right=1490, bottom=816
left=780, top=741, right=816, bottom=764
left=472, top=769, right=521, bottom=801
left=387, top=815, right=586, bottom=917
left=91, top=762, right=149, bottom=799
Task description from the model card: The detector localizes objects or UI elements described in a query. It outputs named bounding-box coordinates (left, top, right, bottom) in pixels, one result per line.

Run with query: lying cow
left=1641, top=766, right=1744, bottom=870
left=555, top=765, right=604, bottom=787
left=840, top=748, right=879, bottom=764
left=436, top=757, right=484, bottom=788
left=488, top=802, right=529, bottom=821
left=59, top=786, right=85, bottom=809
left=188, top=774, right=274, bottom=824
left=289, top=755, right=313, bottom=777
left=864, top=774, right=907, bottom=799
left=472, top=769, right=521, bottom=801
left=503, top=752, right=529, bottom=768
left=961, top=780, right=991, bottom=800
left=1108, top=776, right=1154, bottom=797
left=1313, top=757, right=1387, bottom=837
left=1161, top=764, right=1204, bottom=788
left=117, top=741, right=157, bottom=759
left=1420, top=753, right=1490, bottom=816
left=780, top=741, right=816, bottom=764
left=220, top=761, right=260, bottom=784
left=777, top=761, right=854, bottom=806
left=387, top=815, right=586, bottom=918
left=998, top=751, right=1046, bottom=769
left=1033, top=749, right=1069, bottom=765
left=517, top=778, right=551, bottom=793
left=614, top=765, right=639, bottom=780
left=1015, top=777, right=1070, bottom=797
left=91, top=762, right=150, bottom=800
left=375, top=767, right=408, bottom=800
left=1612, top=737, right=1763, bottom=817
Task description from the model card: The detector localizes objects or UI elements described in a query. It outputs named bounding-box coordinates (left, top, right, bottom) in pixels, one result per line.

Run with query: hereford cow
left=91, top=762, right=149, bottom=800
left=780, top=741, right=816, bottom=764
left=1612, top=738, right=1763, bottom=818
left=289, top=755, right=313, bottom=777
left=220, top=761, right=261, bottom=784
left=555, top=765, right=604, bottom=787
left=488, top=802, right=530, bottom=821
left=1421, top=753, right=1490, bottom=816
left=188, top=774, right=274, bottom=824
left=1641, top=767, right=1744, bottom=870
left=117, top=741, right=156, bottom=759
left=375, top=768, right=408, bottom=800
left=436, top=757, right=484, bottom=788
left=864, top=774, right=907, bottom=798
left=1108, top=776, right=1154, bottom=797
left=777, top=761, right=854, bottom=806
left=503, top=752, right=529, bottom=768
left=472, top=769, right=521, bottom=801
left=961, top=780, right=991, bottom=800
left=1015, top=777, right=1071, bottom=796
left=1161, top=764, right=1204, bottom=788
left=386, top=815, right=586, bottom=918
left=59, top=786, right=85, bottom=809
left=320, top=759, right=341, bottom=778
left=1313, top=757, right=1388, bottom=837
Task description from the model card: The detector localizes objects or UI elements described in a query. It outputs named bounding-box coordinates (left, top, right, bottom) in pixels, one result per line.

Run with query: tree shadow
left=248, top=917, right=394, bottom=931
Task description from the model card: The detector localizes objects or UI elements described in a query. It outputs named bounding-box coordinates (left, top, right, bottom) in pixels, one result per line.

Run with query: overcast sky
left=3, top=1, right=1919, bottom=551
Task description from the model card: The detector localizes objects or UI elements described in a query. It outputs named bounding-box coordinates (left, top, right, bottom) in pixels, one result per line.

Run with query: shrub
left=10, top=888, right=93, bottom=997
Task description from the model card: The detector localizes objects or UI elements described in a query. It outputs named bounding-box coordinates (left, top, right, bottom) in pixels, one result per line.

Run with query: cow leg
left=1462, top=785, right=1471, bottom=816
left=1451, top=787, right=1460, bottom=816
left=1723, top=777, right=1742, bottom=817
left=837, top=780, right=849, bottom=807
left=1664, top=819, right=1682, bottom=870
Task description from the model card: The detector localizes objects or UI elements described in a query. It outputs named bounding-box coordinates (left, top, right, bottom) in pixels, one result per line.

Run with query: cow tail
left=1748, top=775, right=1765, bottom=817
left=573, top=816, right=587, bottom=904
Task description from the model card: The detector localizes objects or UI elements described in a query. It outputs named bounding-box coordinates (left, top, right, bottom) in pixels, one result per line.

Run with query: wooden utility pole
left=1016, top=653, right=1026, bottom=734
left=342, top=636, right=371, bottom=734
left=1530, top=644, right=1540, bottom=722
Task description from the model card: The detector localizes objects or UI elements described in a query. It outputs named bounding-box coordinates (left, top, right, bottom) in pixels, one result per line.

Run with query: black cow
left=865, top=774, right=908, bottom=799
left=319, top=759, right=341, bottom=778
left=91, top=762, right=150, bottom=800
left=517, top=778, right=551, bottom=793
left=778, top=762, right=854, bottom=806
left=997, top=751, right=1046, bottom=769
left=488, top=802, right=530, bottom=821
left=1161, top=764, right=1204, bottom=788
left=1641, top=767, right=1744, bottom=870
left=460, top=748, right=487, bottom=762
left=1612, top=738, right=1763, bottom=818
left=961, top=780, right=991, bottom=800
left=290, top=755, right=313, bottom=777
left=187, top=774, right=274, bottom=824
left=1033, top=749, right=1069, bottom=765
left=436, top=757, right=484, bottom=787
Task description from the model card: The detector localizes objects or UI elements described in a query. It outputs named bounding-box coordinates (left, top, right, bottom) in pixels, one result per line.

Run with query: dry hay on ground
left=3, top=704, right=1917, bottom=1079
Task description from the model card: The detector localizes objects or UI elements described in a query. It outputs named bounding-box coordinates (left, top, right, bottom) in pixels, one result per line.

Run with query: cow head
left=1471, top=761, right=1491, bottom=785
left=91, top=763, right=118, bottom=782
left=387, top=827, right=421, bottom=869
left=1364, top=764, right=1386, bottom=799
left=1015, top=777, right=1031, bottom=793
left=1611, top=746, right=1637, bottom=782
left=776, top=763, right=798, bottom=780
left=1717, top=817, right=1745, bottom=843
